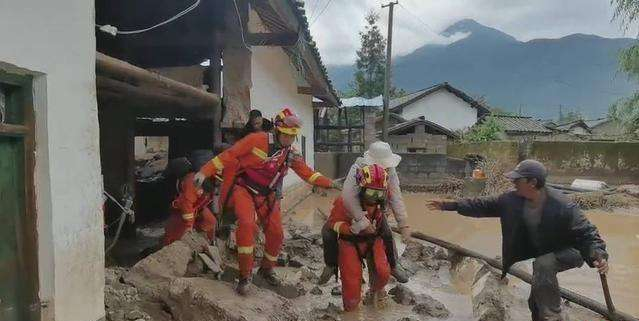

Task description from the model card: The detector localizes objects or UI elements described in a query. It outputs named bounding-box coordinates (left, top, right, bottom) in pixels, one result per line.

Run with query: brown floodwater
left=401, top=192, right=639, bottom=317
left=289, top=190, right=639, bottom=318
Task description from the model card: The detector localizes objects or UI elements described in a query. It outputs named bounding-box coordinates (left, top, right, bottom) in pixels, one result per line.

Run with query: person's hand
left=363, top=224, right=376, bottom=235
left=399, top=226, right=412, bottom=243
left=350, top=217, right=371, bottom=234
left=426, top=200, right=444, bottom=211
left=593, top=258, right=609, bottom=274
left=194, top=172, right=207, bottom=188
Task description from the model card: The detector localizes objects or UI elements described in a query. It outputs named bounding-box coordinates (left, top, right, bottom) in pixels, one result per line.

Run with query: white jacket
left=341, top=157, right=409, bottom=228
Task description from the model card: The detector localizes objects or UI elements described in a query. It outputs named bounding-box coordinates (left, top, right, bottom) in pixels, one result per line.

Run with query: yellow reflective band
left=252, top=147, right=267, bottom=160
left=264, top=252, right=278, bottom=262
left=237, top=246, right=254, bottom=254
left=308, top=172, right=322, bottom=183
left=182, top=213, right=195, bottom=220
left=333, top=221, right=345, bottom=234
left=212, top=156, right=224, bottom=170
left=277, top=126, right=300, bottom=136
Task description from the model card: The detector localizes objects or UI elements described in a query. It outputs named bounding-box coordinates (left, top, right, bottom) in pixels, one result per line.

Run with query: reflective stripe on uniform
left=182, top=213, right=195, bottom=220
left=333, top=221, right=345, bottom=234
left=308, top=172, right=322, bottom=183
left=237, top=246, right=254, bottom=254
left=264, top=252, right=278, bottom=262
left=252, top=147, right=267, bottom=160
left=212, top=156, right=224, bottom=170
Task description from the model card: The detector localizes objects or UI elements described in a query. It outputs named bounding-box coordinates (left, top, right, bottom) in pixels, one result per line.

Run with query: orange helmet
left=273, top=107, right=302, bottom=136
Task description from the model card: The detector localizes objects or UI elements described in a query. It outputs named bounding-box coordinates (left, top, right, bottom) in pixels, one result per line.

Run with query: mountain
left=326, top=19, right=636, bottom=119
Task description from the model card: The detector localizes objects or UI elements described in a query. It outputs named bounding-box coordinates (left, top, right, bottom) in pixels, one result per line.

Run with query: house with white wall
left=1, top=1, right=104, bottom=321
left=389, top=82, right=491, bottom=132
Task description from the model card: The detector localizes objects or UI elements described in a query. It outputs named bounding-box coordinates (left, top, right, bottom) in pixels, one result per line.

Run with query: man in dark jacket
left=428, top=159, right=609, bottom=321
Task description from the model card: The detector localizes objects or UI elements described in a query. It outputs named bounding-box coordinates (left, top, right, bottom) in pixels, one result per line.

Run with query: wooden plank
left=0, top=124, right=28, bottom=136
left=247, top=32, right=298, bottom=46
left=297, top=86, right=313, bottom=95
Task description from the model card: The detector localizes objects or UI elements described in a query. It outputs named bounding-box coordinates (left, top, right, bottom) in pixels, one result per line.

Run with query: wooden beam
left=0, top=123, right=29, bottom=136
left=247, top=32, right=298, bottom=46
left=297, top=86, right=313, bottom=95
left=96, top=52, right=220, bottom=108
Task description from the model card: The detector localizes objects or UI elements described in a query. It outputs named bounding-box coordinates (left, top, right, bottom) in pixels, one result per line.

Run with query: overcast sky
left=304, top=0, right=633, bottom=65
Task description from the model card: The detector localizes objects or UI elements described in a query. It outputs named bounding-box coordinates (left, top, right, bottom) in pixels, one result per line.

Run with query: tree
left=462, top=115, right=505, bottom=142
left=352, top=11, right=387, bottom=98
left=610, top=0, right=639, bottom=135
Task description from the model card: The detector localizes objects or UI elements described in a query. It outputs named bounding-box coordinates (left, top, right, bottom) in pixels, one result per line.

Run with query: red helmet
left=273, top=107, right=302, bottom=135
left=356, top=164, right=388, bottom=190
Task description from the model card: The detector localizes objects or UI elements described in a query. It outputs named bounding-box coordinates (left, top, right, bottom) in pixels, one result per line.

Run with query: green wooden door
left=0, top=136, right=26, bottom=321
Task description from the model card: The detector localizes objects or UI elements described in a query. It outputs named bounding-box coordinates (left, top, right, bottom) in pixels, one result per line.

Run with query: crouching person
left=320, top=141, right=410, bottom=285
left=163, top=157, right=217, bottom=246
left=327, top=164, right=392, bottom=311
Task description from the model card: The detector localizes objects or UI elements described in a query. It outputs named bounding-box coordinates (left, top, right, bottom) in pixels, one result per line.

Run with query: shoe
left=318, top=266, right=336, bottom=285
left=391, top=265, right=409, bottom=283
left=236, top=278, right=250, bottom=296
left=257, top=267, right=281, bottom=286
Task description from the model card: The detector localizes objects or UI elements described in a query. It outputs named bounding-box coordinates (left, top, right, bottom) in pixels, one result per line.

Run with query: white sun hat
left=362, top=141, right=402, bottom=168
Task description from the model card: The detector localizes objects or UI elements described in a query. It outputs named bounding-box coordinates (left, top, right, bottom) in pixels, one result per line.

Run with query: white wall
left=250, top=46, right=315, bottom=189
left=0, top=1, right=104, bottom=321
left=400, top=89, right=478, bottom=131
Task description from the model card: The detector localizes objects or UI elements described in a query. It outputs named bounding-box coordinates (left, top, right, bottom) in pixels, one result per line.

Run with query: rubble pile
left=106, top=221, right=608, bottom=321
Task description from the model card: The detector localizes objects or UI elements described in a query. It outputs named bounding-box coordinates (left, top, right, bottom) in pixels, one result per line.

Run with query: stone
left=396, top=318, right=419, bottom=321
left=198, top=253, right=221, bottom=274
left=164, top=278, right=300, bottom=321
left=388, top=284, right=417, bottom=305
left=310, top=286, right=323, bottom=295
left=618, top=184, right=639, bottom=197
left=125, top=309, right=146, bottom=320
left=300, top=266, right=318, bottom=282
left=471, top=269, right=511, bottom=321
left=331, top=285, right=342, bottom=296
left=412, top=295, right=450, bottom=318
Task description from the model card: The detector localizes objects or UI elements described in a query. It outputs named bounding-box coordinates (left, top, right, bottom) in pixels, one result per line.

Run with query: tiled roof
left=491, top=115, right=553, bottom=134
left=389, top=82, right=491, bottom=115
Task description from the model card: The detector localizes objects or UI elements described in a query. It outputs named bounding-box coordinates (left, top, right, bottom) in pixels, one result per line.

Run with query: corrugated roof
left=492, top=115, right=552, bottom=134
left=341, top=95, right=383, bottom=108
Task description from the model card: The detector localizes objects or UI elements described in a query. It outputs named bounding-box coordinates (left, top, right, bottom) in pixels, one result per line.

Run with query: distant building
left=490, top=114, right=553, bottom=140
left=385, top=117, right=458, bottom=154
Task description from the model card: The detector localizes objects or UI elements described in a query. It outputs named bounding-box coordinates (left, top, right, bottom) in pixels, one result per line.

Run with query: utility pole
left=381, top=0, right=398, bottom=141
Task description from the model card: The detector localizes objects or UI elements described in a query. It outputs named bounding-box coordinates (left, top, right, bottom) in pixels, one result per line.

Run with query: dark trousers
left=322, top=217, right=398, bottom=268
left=528, top=248, right=584, bottom=321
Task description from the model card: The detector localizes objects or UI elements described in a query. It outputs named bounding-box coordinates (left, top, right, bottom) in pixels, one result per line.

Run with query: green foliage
left=353, top=11, right=386, bottom=98
left=462, top=115, right=505, bottom=142
left=609, top=93, right=639, bottom=136
left=611, top=0, right=639, bottom=134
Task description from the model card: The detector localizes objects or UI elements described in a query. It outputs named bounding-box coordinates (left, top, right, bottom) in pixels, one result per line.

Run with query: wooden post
left=381, top=1, right=398, bottom=141
left=208, top=29, right=223, bottom=148
left=222, top=0, right=251, bottom=128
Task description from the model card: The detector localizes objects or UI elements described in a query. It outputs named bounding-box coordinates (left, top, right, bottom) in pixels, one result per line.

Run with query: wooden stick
left=393, top=228, right=638, bottom=321
left=600, top=274, right=619, bottom=321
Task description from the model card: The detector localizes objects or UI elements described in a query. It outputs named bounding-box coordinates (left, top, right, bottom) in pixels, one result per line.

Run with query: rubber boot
left=318, top=265, right=337, bottom=285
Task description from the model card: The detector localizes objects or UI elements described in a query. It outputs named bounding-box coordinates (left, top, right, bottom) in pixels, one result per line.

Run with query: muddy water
left=289, top=191, right=639, bottom=318
left=401, top=193, right=639, bottom=317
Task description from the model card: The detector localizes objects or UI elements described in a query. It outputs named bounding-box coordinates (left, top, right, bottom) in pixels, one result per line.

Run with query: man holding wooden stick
left=428, top=159, right=609, bottom=321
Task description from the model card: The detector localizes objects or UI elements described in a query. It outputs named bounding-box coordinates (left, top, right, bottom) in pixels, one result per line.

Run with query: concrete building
left=389, top=82, right=490, bottom=131
left=1, top=1, right=104, bottom=321
left=1, top=1, right=339, bottom=320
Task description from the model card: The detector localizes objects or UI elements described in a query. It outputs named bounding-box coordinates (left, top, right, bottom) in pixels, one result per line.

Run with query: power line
left=96, top=0, right=201, bottom=36
left=308, top=0, right=323, bottom=22
left=396, top=2, right=440, bottom=37
left=310, top=0, right=334, bottom=26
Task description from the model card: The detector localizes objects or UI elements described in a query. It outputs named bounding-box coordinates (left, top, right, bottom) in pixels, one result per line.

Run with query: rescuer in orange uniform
left=194, top=107, right=337, bottom=295
left=163, top=158, right=217, bottom=246
left=327, top=163, right=391, bottom=311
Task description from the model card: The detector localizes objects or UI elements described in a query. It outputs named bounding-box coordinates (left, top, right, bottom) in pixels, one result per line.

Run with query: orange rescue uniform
left=327, top=197, right=391, bottom=311
left=199, top=132, right=332, bottom=278
left=163, top=173, right=217, bottom=246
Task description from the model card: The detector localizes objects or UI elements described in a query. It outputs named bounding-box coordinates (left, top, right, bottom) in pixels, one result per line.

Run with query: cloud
left=305, top=0, right=628, bottom=65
